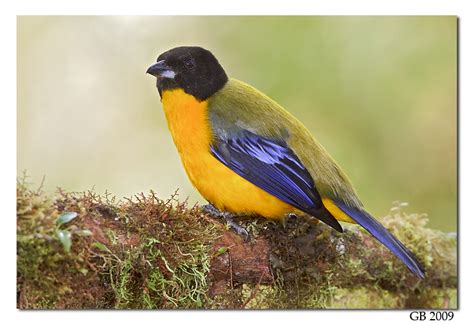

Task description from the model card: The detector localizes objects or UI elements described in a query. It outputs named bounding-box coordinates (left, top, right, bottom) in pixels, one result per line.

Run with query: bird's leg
left=201, top=204, right=250, bottom=241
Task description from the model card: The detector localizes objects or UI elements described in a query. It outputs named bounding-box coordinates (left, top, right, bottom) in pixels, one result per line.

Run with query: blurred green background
left=17, top=16, right=457, bottom=231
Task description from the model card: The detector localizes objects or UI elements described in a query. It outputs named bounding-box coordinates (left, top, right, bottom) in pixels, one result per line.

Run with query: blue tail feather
left=334, top=201, right=425, bottom=278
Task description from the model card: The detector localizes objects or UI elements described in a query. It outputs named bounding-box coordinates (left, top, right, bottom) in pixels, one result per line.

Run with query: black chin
left=156, top=78, right=179, bottom=98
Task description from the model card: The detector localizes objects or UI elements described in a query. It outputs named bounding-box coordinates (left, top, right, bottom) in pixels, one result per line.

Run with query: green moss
left=17, top=178, right=457, bottom=309
left=215, top=204, right=457, bottom=309
left=240, top=284, right=278, bottom=309
left=17, top=177, right=219, bottom=309
left=330, top=287, right=399, bottom=308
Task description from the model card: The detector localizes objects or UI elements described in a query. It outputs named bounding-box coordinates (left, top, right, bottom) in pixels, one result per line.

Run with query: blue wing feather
left=210, top=130, right=343, bottom=232
left=334, top=201, right=425, bottom=278
left=209, top=130, right=425, bottom=278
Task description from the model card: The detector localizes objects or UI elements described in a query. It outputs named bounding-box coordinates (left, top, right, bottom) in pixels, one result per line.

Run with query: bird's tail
left=334, top=201, right=425, bottom=278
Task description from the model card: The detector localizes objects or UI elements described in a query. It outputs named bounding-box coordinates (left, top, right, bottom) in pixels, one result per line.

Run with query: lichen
left=17, top=176, right=219, bottom=309
left=17, top=177, right=457, bottom=309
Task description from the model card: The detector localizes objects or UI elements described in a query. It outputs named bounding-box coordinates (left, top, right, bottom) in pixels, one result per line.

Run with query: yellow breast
left=160, top=89, right=295, bottom=219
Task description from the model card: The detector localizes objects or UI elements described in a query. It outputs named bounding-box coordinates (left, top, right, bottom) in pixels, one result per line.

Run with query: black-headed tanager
left=146, top=46, right=425, bottom=278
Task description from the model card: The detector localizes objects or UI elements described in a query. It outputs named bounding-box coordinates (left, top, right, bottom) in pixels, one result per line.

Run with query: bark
left=17, top=182, right=457, bottom=309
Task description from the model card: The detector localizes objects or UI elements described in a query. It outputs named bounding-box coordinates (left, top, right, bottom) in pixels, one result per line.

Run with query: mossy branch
left=17, top=178, right=457, bottom=309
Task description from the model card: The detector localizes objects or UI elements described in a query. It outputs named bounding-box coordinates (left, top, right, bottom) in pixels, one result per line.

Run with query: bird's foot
left=281, top=212, right=298, bottom=229
left=201, top=204, right=250, bottom=241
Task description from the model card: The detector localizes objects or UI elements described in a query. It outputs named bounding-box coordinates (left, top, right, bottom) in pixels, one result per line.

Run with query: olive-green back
left=208, top=78, right=363, bottom=210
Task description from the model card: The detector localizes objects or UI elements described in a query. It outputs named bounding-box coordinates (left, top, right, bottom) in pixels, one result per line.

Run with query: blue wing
left=210, top=130, right=343, bottom=232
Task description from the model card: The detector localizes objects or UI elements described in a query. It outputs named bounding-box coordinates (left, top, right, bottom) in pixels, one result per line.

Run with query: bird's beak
left=146, top=60, right=176, bottom=79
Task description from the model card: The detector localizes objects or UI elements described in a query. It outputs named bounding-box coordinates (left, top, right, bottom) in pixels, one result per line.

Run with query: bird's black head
left=146, top=46, right=228, bottom=101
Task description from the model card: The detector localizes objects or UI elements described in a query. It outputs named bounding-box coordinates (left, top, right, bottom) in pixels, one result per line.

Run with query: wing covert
left=210, top=130, right=342, bottom=232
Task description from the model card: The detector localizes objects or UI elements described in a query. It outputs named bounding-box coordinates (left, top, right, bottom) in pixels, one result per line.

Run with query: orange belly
left=161, top=89, right=295, bottom=220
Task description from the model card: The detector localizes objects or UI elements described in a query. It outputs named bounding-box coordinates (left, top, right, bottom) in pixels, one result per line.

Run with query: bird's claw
left=281, top=212, right=298, bottom=229
left=224, top=216, right=250, bottom=242
left=202, top=204, right=250, bottom=242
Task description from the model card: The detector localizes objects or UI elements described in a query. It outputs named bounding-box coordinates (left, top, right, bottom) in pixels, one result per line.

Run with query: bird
left=146, top=46, right=425, bottom=278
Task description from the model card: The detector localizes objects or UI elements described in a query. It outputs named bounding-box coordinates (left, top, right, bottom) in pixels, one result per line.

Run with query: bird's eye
left=184, top=58, right=195, bottom=70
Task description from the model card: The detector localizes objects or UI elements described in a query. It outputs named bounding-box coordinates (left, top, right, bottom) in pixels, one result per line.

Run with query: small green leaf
left=215, top=246, right=228, bottom=256
left=196, top=295, right=202, bottom=307
left=57, top=230, right=72, bottom=252
left=77, top=229, right=92, bottom=236
left=91, top=242, right=111, bottom=253
left=78, top=268, right=89, bottom=275
left=57, top=212, right=78, bottom=226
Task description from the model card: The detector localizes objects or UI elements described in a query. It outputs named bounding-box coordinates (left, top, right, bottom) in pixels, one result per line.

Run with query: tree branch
left=17, top=180, right=457, bottom=309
